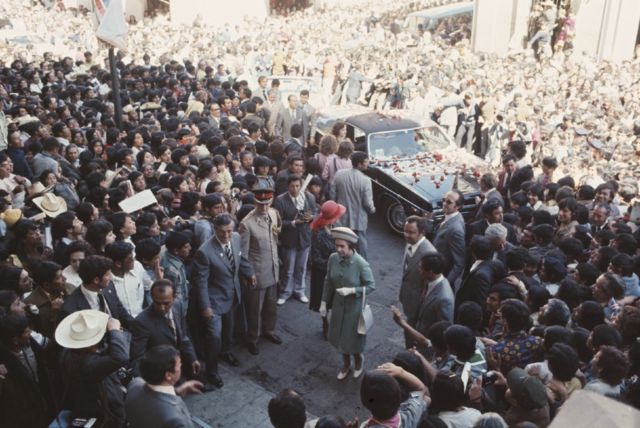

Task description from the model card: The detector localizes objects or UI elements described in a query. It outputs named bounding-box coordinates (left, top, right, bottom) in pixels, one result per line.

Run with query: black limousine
left=315, top=106, right=488, bottom=235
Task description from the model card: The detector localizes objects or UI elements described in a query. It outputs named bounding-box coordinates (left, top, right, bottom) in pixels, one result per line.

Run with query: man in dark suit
left=398, top=216, right=436, bottom=346
left=130, top=279, right=199, bottom=378
left=207, top=103, right=221, bottom=130
left=126, top=345, right=204, bottom=428
left=274, top=154, right=305, bottom=196
left=466, top=199, right=518, bottom=245
left=455, top=236, right=505, bottom=309
left=60, top=255, right=133, bottom=329
left=590, top=203, right=612, bottom=235
left=192, top=214, right=255, bottom=388
left=475, top=172, right=504, bottom=220
left=432, top=190, right=466, bottom=292
left=274, top=174, right=318, bottom=305
left=298, top=89, right=316, bottom=146
left=497, top=154, right=517, bottom=204
left=413, top=252, right=454, bottom=339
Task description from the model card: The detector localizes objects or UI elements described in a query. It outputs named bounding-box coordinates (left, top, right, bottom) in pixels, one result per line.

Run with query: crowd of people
left=1, top=0, right=640, bottom=427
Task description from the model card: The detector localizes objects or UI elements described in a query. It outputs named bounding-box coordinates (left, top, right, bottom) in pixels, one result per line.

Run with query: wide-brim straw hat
left=55, top=310, right=109, bottom=349
left=32, top=193, right=67, bottom=218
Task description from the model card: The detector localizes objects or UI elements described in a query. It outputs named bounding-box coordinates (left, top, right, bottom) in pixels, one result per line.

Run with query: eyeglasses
left=443, top=199, right=455, bottom=205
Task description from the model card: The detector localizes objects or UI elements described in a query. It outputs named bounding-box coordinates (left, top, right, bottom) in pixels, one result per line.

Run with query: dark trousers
left=309, top=265, right=327, bottom=312
left=244, top=284, right=277, bottom=344
left=203, top=300, right=236, bottom=377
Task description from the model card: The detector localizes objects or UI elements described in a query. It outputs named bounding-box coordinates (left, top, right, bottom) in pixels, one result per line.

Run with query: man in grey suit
left=413, top=252, right=454, bottom=338
left=126, top=345, right=204, bottom=428
left=330, top=152, right=376, bottom=259
left=276, top=94, right=302, bottom=141
left=398, top=216, right=436, bottom=347
left=474, top=172, right=504, bottom=220
left=192, top=214, right=256, bottom=388
left=298, top=89, right=316, bottom=146
left=432, top=190, right=466, bottom=292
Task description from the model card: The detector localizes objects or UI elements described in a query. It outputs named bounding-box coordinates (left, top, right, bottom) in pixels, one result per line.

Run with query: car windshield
left=368, top=126, right=451, bottom=159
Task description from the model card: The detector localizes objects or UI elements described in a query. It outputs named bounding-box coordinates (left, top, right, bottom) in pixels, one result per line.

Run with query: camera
left=116, top=367, right=134, bottom=385
left=482, top=370, right=498, bottom=386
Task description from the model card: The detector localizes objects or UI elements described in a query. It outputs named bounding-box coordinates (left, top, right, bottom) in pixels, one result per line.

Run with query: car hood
left=370, top=148, right=484, bottom=202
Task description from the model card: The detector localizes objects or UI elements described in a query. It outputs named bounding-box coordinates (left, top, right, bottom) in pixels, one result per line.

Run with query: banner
left=93, top=0, right=128, bottom=51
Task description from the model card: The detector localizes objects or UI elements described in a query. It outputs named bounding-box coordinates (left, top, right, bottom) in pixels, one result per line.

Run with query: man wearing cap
left=239, top=188, right=283, bottom=355
left=500, top=368, right=550, bottom=427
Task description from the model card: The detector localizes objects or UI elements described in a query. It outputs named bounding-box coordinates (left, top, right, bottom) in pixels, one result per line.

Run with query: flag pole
left=108, top=47, right=123, bottom=129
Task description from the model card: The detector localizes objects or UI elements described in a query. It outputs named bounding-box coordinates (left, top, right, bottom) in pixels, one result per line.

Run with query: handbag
left=357, top=284, right=374, bottom=335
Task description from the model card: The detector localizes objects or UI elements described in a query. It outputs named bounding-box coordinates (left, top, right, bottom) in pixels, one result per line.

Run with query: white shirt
left=424, top=274, right=444, bottom=299
left=62, top=265, right=82, bottom=289
left=406, top=236, right=426, bottom=258
left=80, top=285, right=109, bottom=314
left=289, top=192, right=305, bottom=211
left=470, top=260, right=483, bottom=273
left=111, top=271, right=144, bottom=317
left=441, top=211, right=461, bottom=226
left=146, top=383, right=176, bottom=396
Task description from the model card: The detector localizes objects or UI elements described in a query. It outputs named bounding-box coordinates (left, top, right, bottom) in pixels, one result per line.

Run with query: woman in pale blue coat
left=320, top=227, right=375, bottom=380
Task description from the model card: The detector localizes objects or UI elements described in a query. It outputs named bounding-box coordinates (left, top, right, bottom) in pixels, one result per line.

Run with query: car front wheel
left=384, top=199, right=406, bottom=235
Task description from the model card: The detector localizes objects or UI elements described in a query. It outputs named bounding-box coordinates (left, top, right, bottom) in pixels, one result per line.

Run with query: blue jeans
left=279, top=246, right=310, bottom=300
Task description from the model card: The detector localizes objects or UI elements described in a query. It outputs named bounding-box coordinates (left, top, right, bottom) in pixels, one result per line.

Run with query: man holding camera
left=274, top=175, right=318, bottom=305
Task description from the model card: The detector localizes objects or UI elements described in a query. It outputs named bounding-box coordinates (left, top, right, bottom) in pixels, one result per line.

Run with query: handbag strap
left=361, top=283, right=366, bottom=311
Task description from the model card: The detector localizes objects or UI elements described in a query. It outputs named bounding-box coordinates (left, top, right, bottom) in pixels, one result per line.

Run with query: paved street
left=186, top=213, right=407, bottom=427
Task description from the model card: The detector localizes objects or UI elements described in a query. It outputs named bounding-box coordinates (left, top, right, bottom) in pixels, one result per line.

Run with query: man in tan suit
left=239, top=188, right=283, bottom=355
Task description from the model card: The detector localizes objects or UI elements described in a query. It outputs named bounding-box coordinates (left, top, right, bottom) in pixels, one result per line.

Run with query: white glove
left=319, top=301, right=327, bottom=317
left=336, top=287, right=356, bottom=297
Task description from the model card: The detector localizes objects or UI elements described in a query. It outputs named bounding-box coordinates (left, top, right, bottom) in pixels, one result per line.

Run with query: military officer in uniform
left=239, top=188, right=283, bottom=355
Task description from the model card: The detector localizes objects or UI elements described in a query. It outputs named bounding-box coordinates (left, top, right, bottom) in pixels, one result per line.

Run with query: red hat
left=310, top=201, right=346, bottom=231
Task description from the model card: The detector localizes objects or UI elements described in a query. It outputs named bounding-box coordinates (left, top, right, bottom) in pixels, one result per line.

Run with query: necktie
left=504, top=172, right=511, bottom=190
left=166, top=313, right=177, bottom=345
left=225, top=244, right=236, bottom=271
left=97, top=291, right=108, bottom=313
